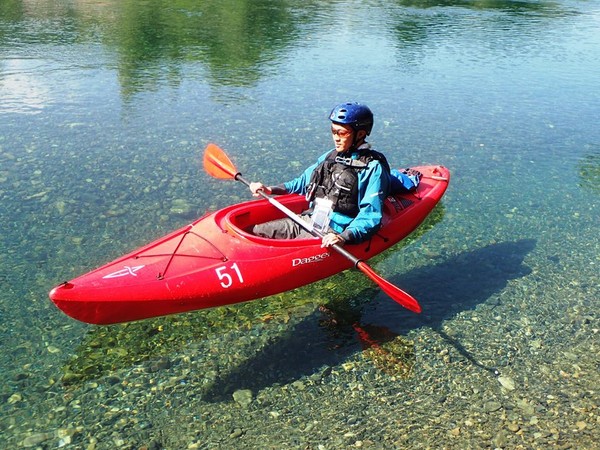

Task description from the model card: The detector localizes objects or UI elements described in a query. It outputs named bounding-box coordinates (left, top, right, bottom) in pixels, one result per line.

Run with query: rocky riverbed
left=2, top=264, right=597, bottom=449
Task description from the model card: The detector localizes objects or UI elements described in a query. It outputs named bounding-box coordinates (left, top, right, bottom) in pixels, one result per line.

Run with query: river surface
left=1, top=1, right=598, bottom=449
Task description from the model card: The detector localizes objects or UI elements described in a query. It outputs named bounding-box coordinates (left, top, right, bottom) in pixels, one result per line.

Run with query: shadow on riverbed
left=202, top=239, right=536, bottom=403
left=372, top=238, right=537, bottom=333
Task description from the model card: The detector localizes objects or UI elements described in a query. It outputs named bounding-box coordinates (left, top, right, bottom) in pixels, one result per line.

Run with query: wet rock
left=135, top=439, right=161, bottom=450
left=22, top=432, right=52, bottom=447
left=14, top=372, right=30, bottom=382
left=169, top=199, right=193, bottom=217
left=106, top=375, right=121, bottom=385
left=291, top=380, right=306, bottom=390
left=147, top=357, right=171, bottom=372
left=498, top=375, right=516, bottom=391
left=229, top=428, right=244, bottom=438
left=492, top=431, right=508, bottom=448
left=57, top=435, right=71, bottom=447
left=61, top=371, right=83, bottom=385
left=507, top=422, right=520, bottom=432
left=7, top=393, right=22, bottom=404
left=483, top=401, right=502, bottom=412
left=232, top=389, right=253, bottom=408
left=517, top=398, right=535, bottom=416
left=52, top=200, right=66, bottom=216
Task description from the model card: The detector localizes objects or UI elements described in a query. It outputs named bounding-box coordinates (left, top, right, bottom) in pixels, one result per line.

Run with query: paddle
left=203, top=143, right=422, bottom=313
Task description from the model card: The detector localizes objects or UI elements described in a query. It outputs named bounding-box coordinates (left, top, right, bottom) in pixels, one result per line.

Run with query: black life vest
left=306, top=148, right=390, bottom=217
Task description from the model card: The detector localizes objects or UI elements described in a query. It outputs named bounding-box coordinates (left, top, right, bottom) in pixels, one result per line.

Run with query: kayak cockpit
left=216, top=194, right=320, bottom=246
left=215, top=191, right=414, bottom=246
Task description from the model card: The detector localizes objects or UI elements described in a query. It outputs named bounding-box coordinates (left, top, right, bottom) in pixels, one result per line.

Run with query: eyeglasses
left=331, top=127, right=353, bottom=138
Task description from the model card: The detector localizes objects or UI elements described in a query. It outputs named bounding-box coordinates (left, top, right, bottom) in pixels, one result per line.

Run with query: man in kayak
left=249, top=102, right=391, bottom=248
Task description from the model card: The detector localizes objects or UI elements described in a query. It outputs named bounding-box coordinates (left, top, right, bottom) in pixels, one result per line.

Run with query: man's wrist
left=268, top=185, right=287, bottom=195
left=339, top=230, right=353, bottom=243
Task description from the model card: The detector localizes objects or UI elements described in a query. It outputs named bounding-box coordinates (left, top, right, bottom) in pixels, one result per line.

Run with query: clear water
left=1, top=0, right=598, bottom=448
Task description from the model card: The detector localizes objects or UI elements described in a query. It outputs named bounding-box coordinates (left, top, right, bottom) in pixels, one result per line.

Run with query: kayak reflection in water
left=249, top=102, right=392, bottom=248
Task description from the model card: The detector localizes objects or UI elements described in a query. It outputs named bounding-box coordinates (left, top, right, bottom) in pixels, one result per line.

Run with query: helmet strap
left=351, top=130, right=366, bottom=151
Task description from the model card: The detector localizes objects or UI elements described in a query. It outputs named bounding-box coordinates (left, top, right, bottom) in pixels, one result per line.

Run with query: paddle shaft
left=236, top=173, right=373, bottom=268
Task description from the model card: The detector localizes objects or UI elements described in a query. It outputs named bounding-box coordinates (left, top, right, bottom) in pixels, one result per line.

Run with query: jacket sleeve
left=339, top=161, right=390, bottom=243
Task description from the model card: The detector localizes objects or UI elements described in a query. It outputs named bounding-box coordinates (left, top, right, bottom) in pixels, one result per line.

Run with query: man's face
left=331, top=123, right=355, bottom=153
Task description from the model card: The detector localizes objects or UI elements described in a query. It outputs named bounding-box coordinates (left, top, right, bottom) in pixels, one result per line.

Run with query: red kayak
left=49, top=164, right=449, bottom=325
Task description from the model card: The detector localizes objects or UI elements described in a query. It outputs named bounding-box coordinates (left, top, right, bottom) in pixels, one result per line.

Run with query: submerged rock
left=498, top=375, right=516, bottom=391
left=169, top=198, right=193, bottom=217
left=232, top=389, right=253, bottom=408
left=22, top=432, right=52, bottom=447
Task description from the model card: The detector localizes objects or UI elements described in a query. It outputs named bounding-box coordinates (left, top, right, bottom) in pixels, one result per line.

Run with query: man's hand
left=321, top=233, right=345, bottom=248
left=249, top=182, right=271, bottom=197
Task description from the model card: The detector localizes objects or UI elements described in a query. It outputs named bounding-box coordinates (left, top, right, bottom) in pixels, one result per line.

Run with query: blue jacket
left=283, top=145, right=390, bottom=243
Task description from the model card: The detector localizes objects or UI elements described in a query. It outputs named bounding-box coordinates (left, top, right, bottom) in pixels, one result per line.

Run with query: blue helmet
left=329, top=102, right=374, bottom=135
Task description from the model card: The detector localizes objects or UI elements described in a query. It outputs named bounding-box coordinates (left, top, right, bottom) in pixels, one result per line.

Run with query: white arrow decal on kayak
left=103, top=265, right=146, bottom=279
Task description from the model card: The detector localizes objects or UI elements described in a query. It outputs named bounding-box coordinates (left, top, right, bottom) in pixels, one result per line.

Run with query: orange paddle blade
left=203, top=143, right=238, bottom=179
left=356, top=261, right=422, bottom=313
